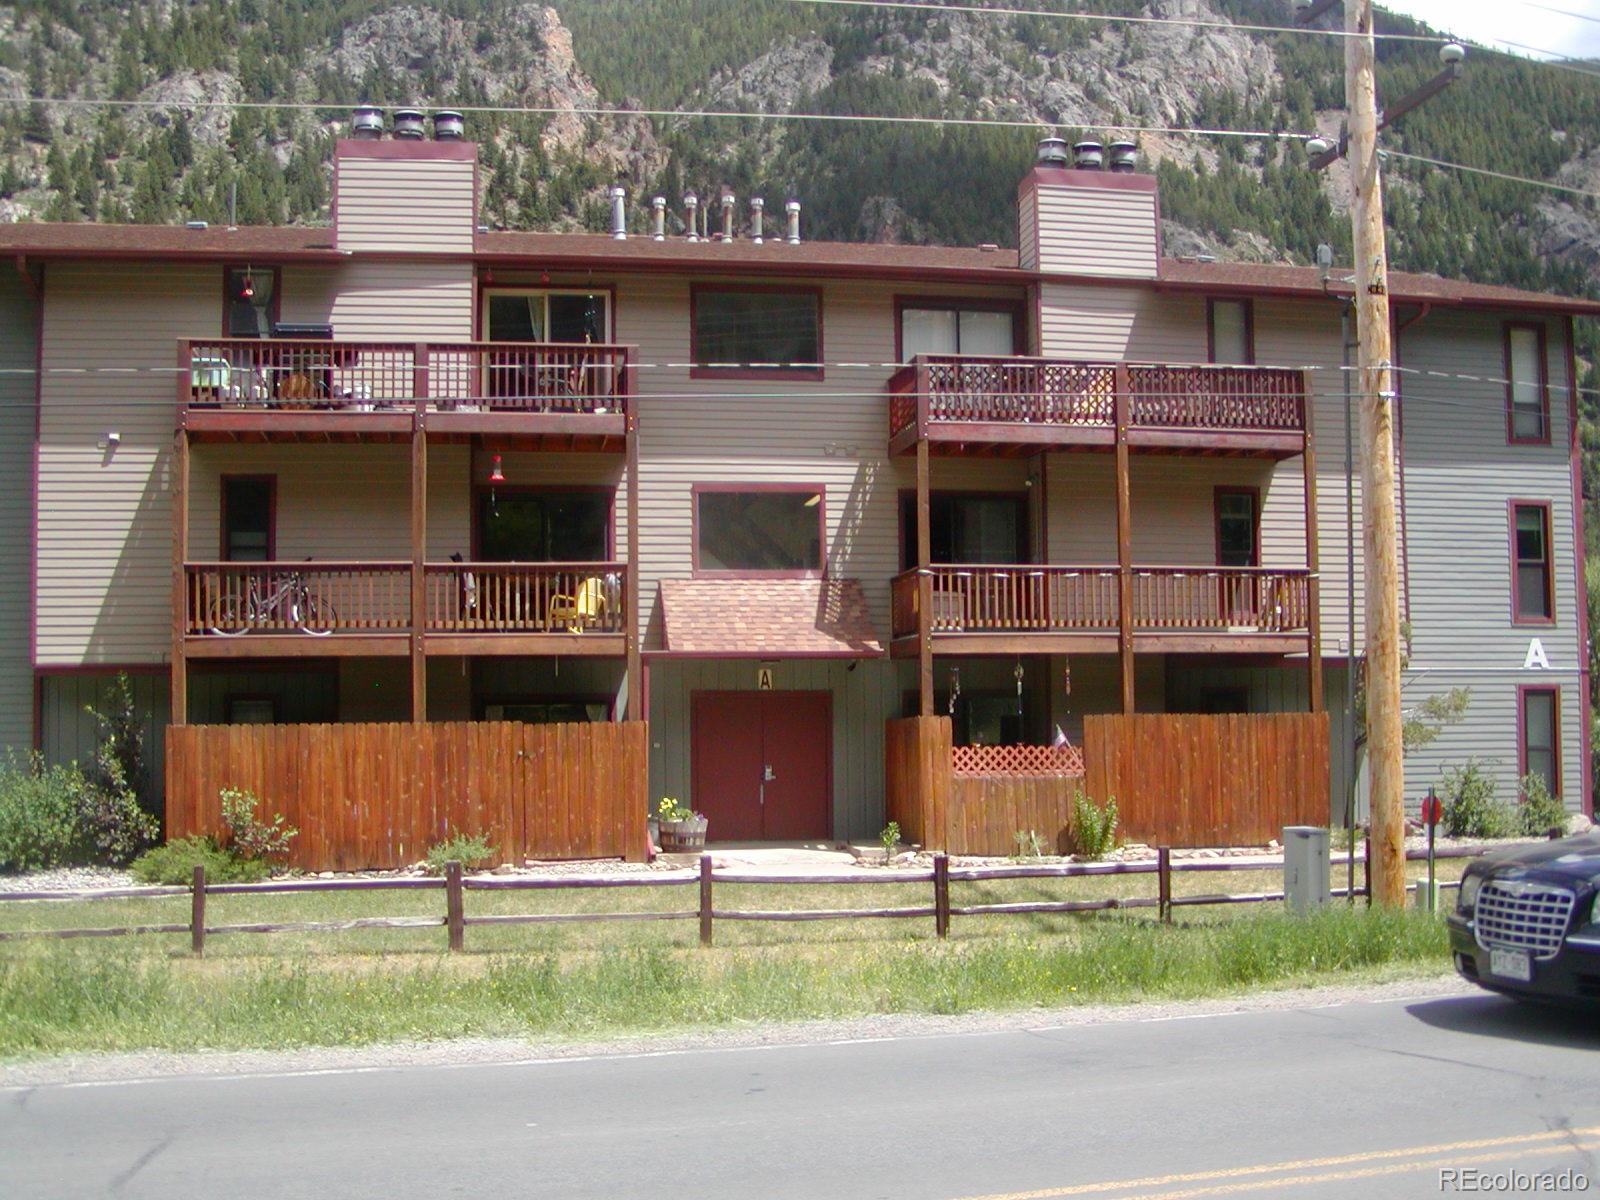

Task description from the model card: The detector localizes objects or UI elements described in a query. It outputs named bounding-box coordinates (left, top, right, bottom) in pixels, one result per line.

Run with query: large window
left=898, top=302, right=1019, bottom=361
left=899, top=492, right=1029, bottom=569
left=483, top=290, right=609, bottom=344
left=1208, top=299, right=1253, bottom=365
left=691, top=287, right=821, bottom=378
left=221, top=476, right=274, bottom=562
left=1511, top=501, right=1554, bottom=623
left=1505, top=323, right=1549, bottom=444
left=694, top=486, right=824, bottom=575
left=1519, top=687, right=1560, bottom=801
left=1215, top=489, right=1259, bottom=567
left=224, top=266, right=278, bottom=338
left=477, top=490, right=611, bottom=562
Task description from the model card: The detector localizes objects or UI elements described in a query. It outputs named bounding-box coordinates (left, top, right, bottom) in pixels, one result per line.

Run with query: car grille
left=1474, top=880, right=1576, bottom=960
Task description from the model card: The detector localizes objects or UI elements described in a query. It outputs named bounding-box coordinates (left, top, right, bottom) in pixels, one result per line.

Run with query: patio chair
left=548, top=575, right=608, bottom=633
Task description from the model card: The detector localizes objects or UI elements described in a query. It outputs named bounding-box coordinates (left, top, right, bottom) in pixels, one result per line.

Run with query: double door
left=690, top=691, right=831, bottom=841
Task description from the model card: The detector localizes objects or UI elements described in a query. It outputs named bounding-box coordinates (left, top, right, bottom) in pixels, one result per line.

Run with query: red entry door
left=691, top=691, right=832, bottom=842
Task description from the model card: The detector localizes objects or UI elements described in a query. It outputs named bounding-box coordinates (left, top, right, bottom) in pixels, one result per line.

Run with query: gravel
left=0, top=866, right=135, bottom=894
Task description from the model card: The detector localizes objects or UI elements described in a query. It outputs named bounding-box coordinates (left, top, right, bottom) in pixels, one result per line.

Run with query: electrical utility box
left=1283, top=826, right=1331, bottom=912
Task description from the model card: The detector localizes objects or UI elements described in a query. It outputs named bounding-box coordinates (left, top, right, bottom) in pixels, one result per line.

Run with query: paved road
left=3, top=986, right=1597, bottom=1199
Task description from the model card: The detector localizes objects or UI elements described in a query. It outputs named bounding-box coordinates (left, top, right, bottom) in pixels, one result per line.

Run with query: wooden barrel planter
left=658, top=815, right=708, bottom=852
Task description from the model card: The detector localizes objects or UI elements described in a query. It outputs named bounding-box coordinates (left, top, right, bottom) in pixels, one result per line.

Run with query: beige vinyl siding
left=283, top=261, right=474, bottom=341
left=37, top=262, right=219, bottom=665
left=1037, top=285, right=1206, bottom=360
left=1034, top=185, right=1159, bottom=278
left=334, top=158, right=476, bottom=253
left=0, top=270, right=36, bottom=752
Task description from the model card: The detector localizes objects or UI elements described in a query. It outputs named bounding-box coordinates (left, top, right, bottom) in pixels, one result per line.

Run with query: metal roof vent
left=786, top=199, right=801, bottom=245
left=719, top=192, right=736, bottom=241
left=750, top=197, right=765, bottom=244
left=432, top=110, right=465, bottom=141
left=1073, top=140, right=1104, bottom=170
left=1036, top=136, right=1070, bottom=168
left=684, top=191, right=699, bottom=242
left=1108, top=141, right=1138, bottom=173
left=651, top=196, right=667, bottom=241
left=392, top=109, right=426, bottom=140
left=610, top=186, right=627, bottom=240
left=351, top=106, right=384, bottom=140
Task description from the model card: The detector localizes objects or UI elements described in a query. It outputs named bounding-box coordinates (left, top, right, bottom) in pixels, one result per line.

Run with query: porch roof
left=657, top=578, right=885, bottom=658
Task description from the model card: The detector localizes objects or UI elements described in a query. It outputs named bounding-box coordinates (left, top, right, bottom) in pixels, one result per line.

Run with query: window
left=1208, top=299, right=1253, bottom=365
left=691, top=287, right=821, bottom=378
left=222, top=476, right=274, bottom=562
left=1519, top=687, right=1560, bottom=800
left=898, top=302, right=1019, bottom=361
left=694, top=487, right=824, bottom=575
left=1215, top=489, right=1259, bottom=567
left=1511, top=502, right=1554, bottom=623
left=1506, top=323, right=1549, bottom=443
left=228, top=697, right=277, bottom=725
left=902, top=690, right=1024, bottom=746
left=483, top=700, right=609, bottom=723
left=477, top=490, right=610, bottom=562
left=483, top=290, right=609, bottom=344
left=224, top=266, right=278, bottom=338
left=899, top=492, right=1029, bottom=569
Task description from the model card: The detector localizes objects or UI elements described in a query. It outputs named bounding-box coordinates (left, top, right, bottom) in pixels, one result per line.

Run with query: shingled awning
left=657, top=578, right=884, bottom=658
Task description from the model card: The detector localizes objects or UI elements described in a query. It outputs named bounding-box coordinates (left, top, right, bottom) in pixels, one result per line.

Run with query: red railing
left=185, top=562, right=411, bottom=636
left=892, top=565, right=1311, bottom=637
left=887, top=355, right=1305, bottom=439
left=425, top=562, right=627, bottom=634
left=182, top=339, right=630, bottom=415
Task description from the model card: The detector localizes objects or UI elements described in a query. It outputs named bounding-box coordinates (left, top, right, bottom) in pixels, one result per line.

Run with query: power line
left=1506, top=0, right=1600, bottom=23
left=1383, top=149, right=1600, bottom=199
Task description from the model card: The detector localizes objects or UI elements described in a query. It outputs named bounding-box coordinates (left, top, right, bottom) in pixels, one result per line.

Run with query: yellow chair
left=548, top=576, right=608, bottom=633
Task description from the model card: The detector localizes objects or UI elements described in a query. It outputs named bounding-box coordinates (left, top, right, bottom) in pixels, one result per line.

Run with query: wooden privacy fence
left=165, top=720, right=649, bottom=870
left=887, top=712, right=1329, bottom=853
left=1084, top=713, right=1329, bottom=848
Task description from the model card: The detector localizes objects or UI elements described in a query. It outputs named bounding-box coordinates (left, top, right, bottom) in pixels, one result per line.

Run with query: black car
left=1447, top=830, right=1600, bottom=1006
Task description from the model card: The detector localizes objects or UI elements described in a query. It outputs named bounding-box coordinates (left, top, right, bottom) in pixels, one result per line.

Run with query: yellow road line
left=956, top=1126, right=1600, bottom=1200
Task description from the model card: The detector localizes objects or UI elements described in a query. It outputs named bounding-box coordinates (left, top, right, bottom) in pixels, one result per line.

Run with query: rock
left=491, top=863, right=516, bottom=875
left=317, top=871, right=335, bottom=879
left=1566, top=812, right=1594, bottom=837
left=137, top=70, right=241, bottom=147
left=709, top=38, right=834, bottom=113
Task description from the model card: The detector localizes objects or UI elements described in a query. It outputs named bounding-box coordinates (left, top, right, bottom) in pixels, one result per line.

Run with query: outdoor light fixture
left=803, top=492, right=821, bottom=508
left=1439, top=42, right=1465, bottom=66
left=488, top=454, right=505, bottom=484
left=1305, top=137, right=1333, bottom=159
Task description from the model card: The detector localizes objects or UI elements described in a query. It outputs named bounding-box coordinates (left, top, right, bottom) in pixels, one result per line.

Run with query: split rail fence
left=0, top=845, right=1483, bottom=953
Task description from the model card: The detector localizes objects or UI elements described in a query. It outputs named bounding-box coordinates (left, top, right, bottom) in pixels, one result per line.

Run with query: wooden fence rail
left=165, top=720, right=649, bottom=870
left=0, top=845, right=1485, bottom=950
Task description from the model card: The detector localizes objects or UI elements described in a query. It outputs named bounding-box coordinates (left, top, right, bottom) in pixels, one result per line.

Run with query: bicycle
left=206, top=561, right=337, bottom=636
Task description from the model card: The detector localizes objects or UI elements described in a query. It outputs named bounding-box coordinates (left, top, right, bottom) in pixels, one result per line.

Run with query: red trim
left=690, top=483, right=827, bottom=579
left=642, top=649, right=879, bottom=660
left=1508, top=499, right=1557, bottom=626
left=1016, top=167, right=1160, bottom=199
left=334, top=138, right=478, bottom=162
left=26, top=260, right=41, bottom=746
left=894, top=487, right=1032, bottom=570
left=1392, top=307, right=1415, bottom=625
left=469, top=482, right=618, bottom=561
left=222, top=264, right=283, bottom=337
left=1213, top=486, right=1262, bottom=567
left=219, top=474, right=278, bottom=562
left=476, top=281, right=618, bottom=344
left=1565, top=316, right=1592, bottom=817
left=890, top=294, right=1025, bottom=363
left=688, top=283, right=824, bottom=381
left=1504, top=321, right=1552, bottom=446
left=1205, top=297, right=1255, bottom=365
left=1516, top=684, right=1562, bottom=801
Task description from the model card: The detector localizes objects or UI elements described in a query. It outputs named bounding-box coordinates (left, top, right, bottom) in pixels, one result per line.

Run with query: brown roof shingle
left=658, top=578, right=884, bottom=658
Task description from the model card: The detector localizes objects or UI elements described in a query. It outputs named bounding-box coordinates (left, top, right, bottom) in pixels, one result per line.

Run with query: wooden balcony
left=181, top=561, right=629, bottom=658
left=890, top=564, right=1313, bottom=655
left=887, top=356, right=1307, bottom=458
left=179, top=339, right=631, bottom=448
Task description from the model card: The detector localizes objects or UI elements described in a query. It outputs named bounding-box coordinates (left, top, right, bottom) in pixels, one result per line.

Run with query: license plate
left=1489, top=947, right=1532, bottom=982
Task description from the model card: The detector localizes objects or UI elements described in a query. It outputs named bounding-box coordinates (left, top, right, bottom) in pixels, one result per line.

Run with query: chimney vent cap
left=1036, top=136, right=1071, bottom=168
left=351, top=106, right=385, bottom=139
left=1107, top=140, right=1138, bottom=172
left=1072, top=140, right=1105, bottom=170
left=431, top=110, right=465, bottom=140
left=392, top=109, right=426, bottom=139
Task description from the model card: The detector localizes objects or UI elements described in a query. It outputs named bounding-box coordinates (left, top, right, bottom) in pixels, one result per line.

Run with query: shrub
left=85, top=673, right=154, bottom=828
left=1068, top=790, right=1119, bottom=860
left=1516, top=773, right=1567, bottom=837
left=425, top=833, right=495, bottom=874
left=1011, top=829, right=1047, bottom=860
left=0, top=751, right=156, bottom=872
left=880, top=821, right=901, bottom=862
left=220, top=788, right=297, bottom=861
left=128, top=837, right=268, bottom=885
left=1440, top=759, right=1515, bottom=839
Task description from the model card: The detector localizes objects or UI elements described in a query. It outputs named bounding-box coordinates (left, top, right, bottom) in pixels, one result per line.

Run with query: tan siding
left=0, top=270, right=36, bottom=750
left=334, top=158, right=475, bottom=253
left=1034, top=186, right=1158, bottom=278
left=1037, top=285, right=1204, bottom=361
left=1017, top=190, right=1039, bottom=271
left=329, top=262, right=474, bottom=341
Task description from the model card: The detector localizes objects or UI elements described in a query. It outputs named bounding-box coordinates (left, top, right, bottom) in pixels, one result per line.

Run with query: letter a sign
left=1523, top=638, right=1551, bottom=670
left=757, top=668, right=774, bottom=691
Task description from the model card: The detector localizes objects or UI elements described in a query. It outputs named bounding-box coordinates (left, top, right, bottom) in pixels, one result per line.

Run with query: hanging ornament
left=240, top=269, right=255, bottom=300
left=1014, top=657, right=1025, bottom=715
left=488, top=453, right=506, bottom=484
left=1062, top=655, right=1072, bottom=697
left=948, top=666, right=961, bottom=715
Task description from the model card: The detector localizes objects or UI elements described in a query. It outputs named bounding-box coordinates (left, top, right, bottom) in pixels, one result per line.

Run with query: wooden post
left=409, top=412, right=428, bottom=723
left=190, top=864, right=206, bottom=955
left=170, top=426, right=190, bottom=726
left=624, top=355, right=642, bottom=719
left=1157, top=846, right=1172, bottom=924
left=1361, top=829, right=1372, bottom=904
left=1302, top=374, right=1324, bottom=714
left=1346, top=0, right=1405, bottom=908
left=1113, top=363, right=1135, bottom=713
left=916, top=428, right=934, bottom=717
left=445, top=860, right=464, bottom=952
left=699, top=853, right=714, bottom=947
left=933, top=851, right=950, bottom=939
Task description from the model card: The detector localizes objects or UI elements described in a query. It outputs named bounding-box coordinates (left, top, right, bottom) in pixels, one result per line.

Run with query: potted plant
left=655, top=796, right=708, bottom=852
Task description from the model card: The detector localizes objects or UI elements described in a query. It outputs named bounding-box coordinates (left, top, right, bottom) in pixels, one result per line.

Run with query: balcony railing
left=183, top=562, right=629, bottom=639
left=891, top=565, right=1310, bottom=639
left=181, top=339, right=630, bottom=415
left=887, top=355, right=1305, bottom=441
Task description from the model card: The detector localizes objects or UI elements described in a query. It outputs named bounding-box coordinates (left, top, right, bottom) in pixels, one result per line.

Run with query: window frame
left=691, top=483, right=827, bottom=579
left=1504, top=321, right=1551, bottom=446
left=688, top=284, right=824, bottom=381
left=1206, top=297, right=1255, bottom=366
left=479, top=286, right=614, bottom=344
left=226, top=695, right=278, bottom=725
left=219, top=474, right=277, bottom=562
left=896, top=488, right=1032, bottom=570
left=470, top=484, right=617, bottom=562
left=222, top=265, right=282, bottom=338
left=1508, top=499, right=1556, bottom=626
left=1213, top=486, right=1262, bottom=568
left=893, top=295, right=1026, bottom=363
left=1517, top=684, right=1561, bottom=801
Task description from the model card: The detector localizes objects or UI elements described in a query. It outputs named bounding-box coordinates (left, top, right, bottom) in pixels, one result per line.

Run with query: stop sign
left=1420, top=793, right=1443, bottom=826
